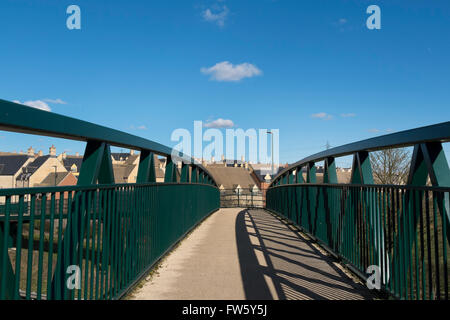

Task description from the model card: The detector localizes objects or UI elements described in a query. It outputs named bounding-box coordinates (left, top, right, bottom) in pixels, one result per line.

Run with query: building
left=0, top=151, right=35, bottom=189
left=58, top=152, right=83, bottom=177
left=38, top=171, right=78, bottom=187
left=206, top=163, right=259, bottom=192
left=16, top=145, right=68, bottom=188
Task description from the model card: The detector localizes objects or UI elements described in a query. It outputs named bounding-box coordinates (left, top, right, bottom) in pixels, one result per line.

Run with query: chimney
left=27, top=146, right=34, bottom=157
left=62, top=151, right=67, bottom=159
left=130, top=149, right=135, bottom=155
left=49, top=145, right=56, bottom=157
left=38, top=150, right=43, bottom=157
left=241, top=155, right=245, bottom=163
left=75, top=152, right=80, bottom=157
left=221, top=154, right=225, bottom=162
left=211, top=156, right=215, bottom=163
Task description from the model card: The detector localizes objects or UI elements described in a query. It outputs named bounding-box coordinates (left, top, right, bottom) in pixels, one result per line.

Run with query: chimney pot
left=49, top=145, right=56, bottom=157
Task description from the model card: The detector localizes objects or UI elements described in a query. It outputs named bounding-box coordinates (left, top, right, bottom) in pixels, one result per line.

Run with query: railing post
left=305, top=162, right=316, bottom=232
left=323, top=157, right=337, bottom=248
left=164, top=156, right=177, bottom=183
left=306, top=162, right=316, bottom=183
left=51, top=140, right=115, bottom=299
left=0, top=197, right=15, bottom=299
left=350, top=151, right=373, bottom=184
left=404, top=142, right=450, bottom=257
left=136, top=150, right=156, bottom=183
left=348, top=151, right=374, bottom=272
left=191, top=166, right=199, bottom=183
left=296, top=166, right=305, bottom=183
left=180, top=162, right=190, bottom=183
left=77, top=140, right=115, bottom=185
left=323, top=157, right=337, bottom=184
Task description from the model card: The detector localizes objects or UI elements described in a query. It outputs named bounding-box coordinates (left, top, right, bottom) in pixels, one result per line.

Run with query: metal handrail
left=0, top=99, right=217, bottom=186
left=270, top=121, right=450, bottom=187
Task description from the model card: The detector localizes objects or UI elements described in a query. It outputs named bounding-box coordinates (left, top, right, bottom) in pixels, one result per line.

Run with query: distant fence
left=220, top=189, right=266, bottom=208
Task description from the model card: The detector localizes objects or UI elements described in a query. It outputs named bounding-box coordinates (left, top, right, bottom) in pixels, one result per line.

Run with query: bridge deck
left=129, top=208, right=374, bottom=300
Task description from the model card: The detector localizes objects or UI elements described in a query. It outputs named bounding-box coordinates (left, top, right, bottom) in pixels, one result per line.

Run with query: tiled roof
left=113, top=164, right=137, bottom=183
left=62, top=156, right=83, bottom=172
left=16, top=155, right=50, bottom=180
left=39, top=171, right=70, bottom=186
left=206, top=166, right=258, bottom=190
left=0, top=155, right=30, bottom=175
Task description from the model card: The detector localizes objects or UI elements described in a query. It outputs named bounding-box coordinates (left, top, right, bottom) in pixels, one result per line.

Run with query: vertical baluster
left=36, top=193, right=46, bottom=300
left=432, top=191, right=441, bottom=300
left=13, top=195, right=25, bottom=299
left=425, top=190, right=433, bottom=300
left=440, top=191, right=448, bottom=300
left=46, top=193, right=56, bottom=299
left=0, top=196, right=12, bottom=300
left=25, top=195, right=36, bottom=300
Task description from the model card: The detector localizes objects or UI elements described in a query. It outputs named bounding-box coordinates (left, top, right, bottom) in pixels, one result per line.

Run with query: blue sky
left=0, top=0, right=449, bottom=166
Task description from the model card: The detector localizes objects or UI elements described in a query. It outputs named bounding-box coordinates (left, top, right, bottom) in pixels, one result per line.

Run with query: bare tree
left=370, top=148, right=411, bottom=185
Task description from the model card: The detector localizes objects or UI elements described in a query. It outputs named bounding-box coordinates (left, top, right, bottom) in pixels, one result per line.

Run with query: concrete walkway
left=130, top=208, right=374, bottom=300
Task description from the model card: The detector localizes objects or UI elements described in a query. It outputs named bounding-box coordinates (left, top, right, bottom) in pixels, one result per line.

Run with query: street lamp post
left=267, top=130, right=274, bottom=177
left=53, top=165, right=57, bottom=186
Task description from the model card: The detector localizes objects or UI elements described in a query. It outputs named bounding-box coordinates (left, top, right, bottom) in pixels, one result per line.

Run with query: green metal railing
left=0, top=99, right=220, bottom=299
left=266, top=122, right=450, bottom=300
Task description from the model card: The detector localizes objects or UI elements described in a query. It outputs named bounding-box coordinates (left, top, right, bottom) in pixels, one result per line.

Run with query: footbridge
left=0, top=99, right=448, bottom=300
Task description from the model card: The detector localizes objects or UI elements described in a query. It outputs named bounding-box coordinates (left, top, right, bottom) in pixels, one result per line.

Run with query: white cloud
left=369, top=128, right=393, bottom=133
left=13, top=100, right=51, bottom=112
left=311, top=112, right=333, bottom=120
left=201, top=61, right=262, bottom=82
left=341, top=113, right=356, bottom=118
left=43, top=98, right=67, bottom=104
left=203, top=5, right=229, bottom=27
left=203, top=118, right=234, bottom=128
left=130, top=125, right=148, bottom=130
left=338, top=18, right=347, bottom=25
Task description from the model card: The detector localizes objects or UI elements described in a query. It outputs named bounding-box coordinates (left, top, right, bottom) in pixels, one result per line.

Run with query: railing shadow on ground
left=235, top=208, right=374, bottom=300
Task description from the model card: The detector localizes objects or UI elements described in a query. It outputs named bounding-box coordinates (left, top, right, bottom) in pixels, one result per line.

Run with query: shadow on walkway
left=235, top=209, right=374, bottom=300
